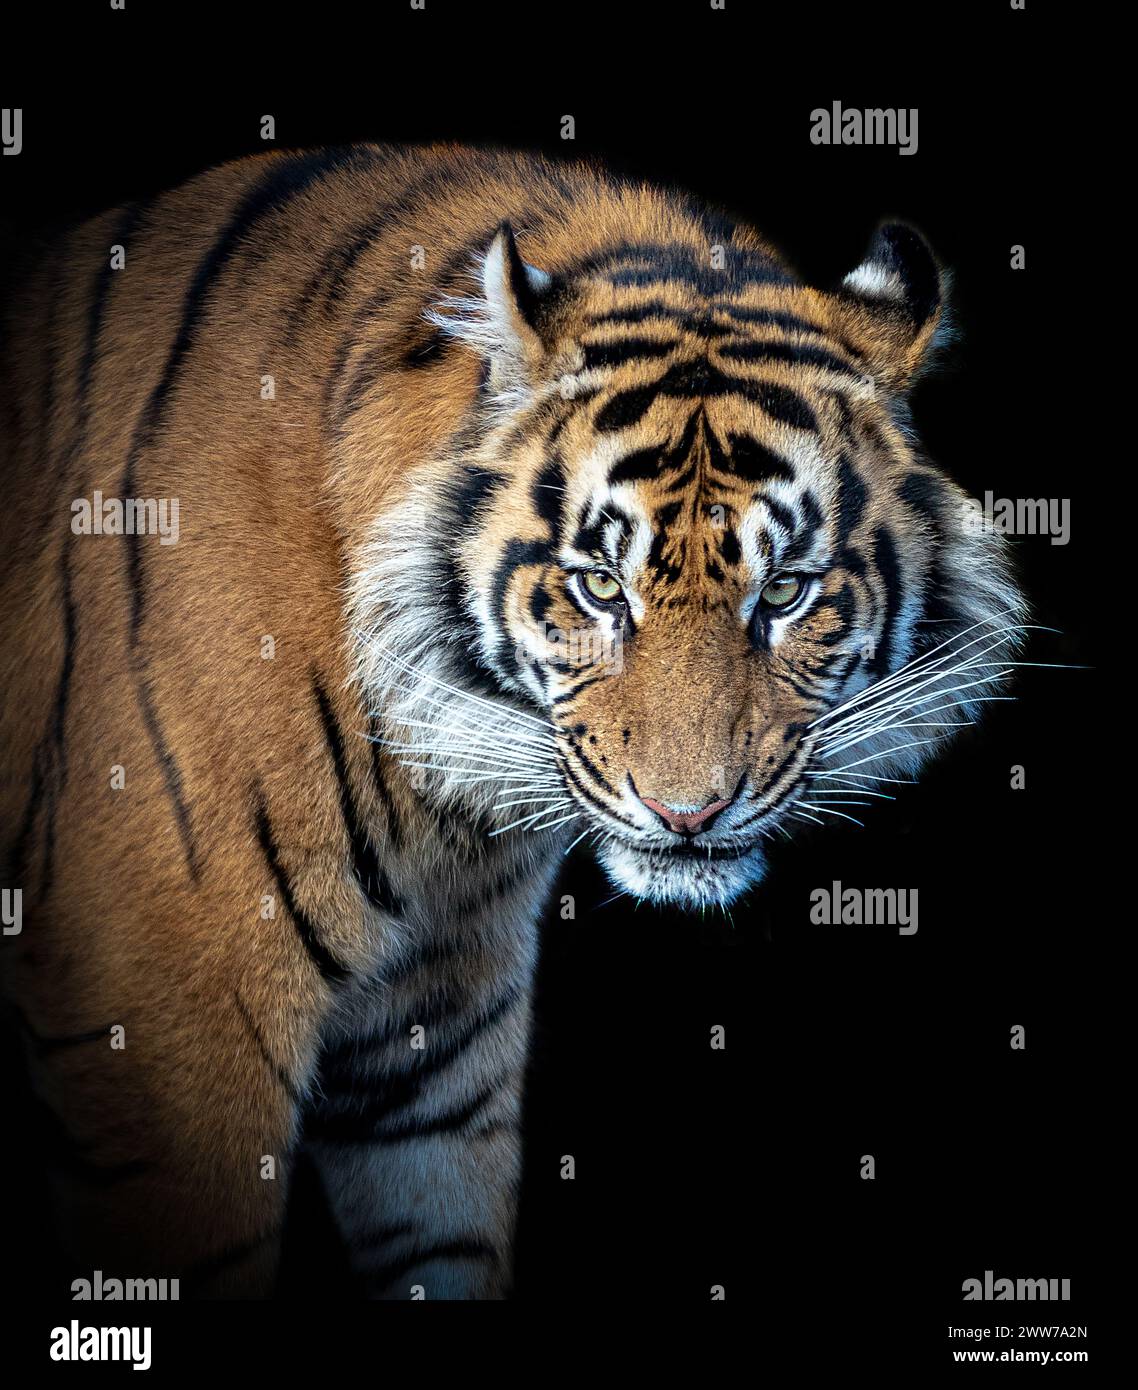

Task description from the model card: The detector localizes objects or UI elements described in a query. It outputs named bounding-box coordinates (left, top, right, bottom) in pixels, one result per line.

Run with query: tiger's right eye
left=583, top=570, right=623, bottom=603
left=759, top=574, right=804, bottom=609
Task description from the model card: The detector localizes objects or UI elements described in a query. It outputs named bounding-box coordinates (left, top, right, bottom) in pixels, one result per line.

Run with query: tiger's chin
left=596, top=837, right=768, bottom=911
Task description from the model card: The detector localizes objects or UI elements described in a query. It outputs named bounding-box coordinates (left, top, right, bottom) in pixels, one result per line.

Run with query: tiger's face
left=363, top=220, right=1021, bottom=910
left=490, top=388, right=906, bottom=910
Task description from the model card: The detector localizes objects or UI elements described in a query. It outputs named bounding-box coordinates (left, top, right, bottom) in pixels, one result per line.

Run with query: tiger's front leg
left=301, top=899, right=540, bottom=1300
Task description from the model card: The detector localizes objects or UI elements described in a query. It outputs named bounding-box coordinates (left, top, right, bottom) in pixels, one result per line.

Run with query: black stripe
left=597, top=244, right=793, bottom=294
left=810, top=582, right=861, bottom=646
left=380, top=932, right=469, bottom=988
left=432, top=540, right=513, bottom=704
left=594, top=357, right=817, bottom=433
left=6, top=542, right=81, bottom=903
left=36, top=1025, right=112, bottom=1056
left=364, top=1080, right=501, bottom=1144
left=570, top=240, right=787, bottom=282
left=780, top=489, right=825, bottom=567
left=834, top=453, right=868, bottom=548
left=129, top=659, right=201, bottom=882
left=608, top=444, right=665, bottom=485
left=454, top=462, right=507, bottom=519
left=714, top=428, right=797, bottom=485
left=284, top=207, right=395, bottom=339
left=369, top=726, right=403, bottom=852
left=758, top=495, right=796, bottom=536
left=233, top=990, right=301, bottom=1103
left=662, top=460, right=697, bottom=493
left=898, top=469, right=947, bottom=526
left=448, top=857, right=533, bottom=918
left=557, top=756, right=641, bottom=832
left=771, top=665, right=828, bottom=702
left=407, top=984, right=523, bottom=1080
left=566, top=742, right=618, bottom=796
left=550, top=673, right=608, bottom=705
left=870, top=526, right=904, bottom=676
left=736, top=748, right=807, bottom=825
left=365, top=1236, right=497, bottom=1293
left=593, top=378, right=663, bottom=433
left=37, top=540, right=78, bottom=899
left=399, top=326, right=450, bottom=370
left=337, top=342, right=390, bottom=425
left=755, top=381, right=819, bottom=431
left=717, top=305, right=829, bottom=334
left=718, top=338, right=859, bottom=377
left=72, top=203, right=149, bottom=475
left=470, top=1117, right=512, bottom=1141
left=49, top=544, right=77, bottom=776
left=317, top=160, right=486, bottom=324
left=2, top=1001, right=116, bottom=1056
left=587, top=301, right=725, bottom=334
left=314, top=679, right=404, bottom=917
left=322, top=286, right=391, bottom=427
left=402, top=978, right=471, bottom=1033
left=487, top=538, right=550, bottom=673
left=255, top=799, right=350, bottom=985
left=317, top=982, right=521, bottom=1094
left=580, top=337, right=676, bottom=370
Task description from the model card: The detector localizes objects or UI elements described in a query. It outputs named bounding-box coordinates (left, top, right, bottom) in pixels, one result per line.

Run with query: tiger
left=0, top=142, right=1023, bottom=1299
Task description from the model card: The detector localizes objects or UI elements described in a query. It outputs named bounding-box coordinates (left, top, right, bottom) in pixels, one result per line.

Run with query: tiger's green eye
left=760, top=575, right=804, bottom=609
left=583, top=570, right=623, bottom=603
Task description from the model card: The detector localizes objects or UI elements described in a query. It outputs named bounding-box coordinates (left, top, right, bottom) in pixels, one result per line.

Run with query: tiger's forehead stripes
left=566, top=240, right=796, bottom=295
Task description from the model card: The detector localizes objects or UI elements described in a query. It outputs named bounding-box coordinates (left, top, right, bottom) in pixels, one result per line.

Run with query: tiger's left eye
left=583, top=570, right=623, bottom=603
left=760, top=575, right=804, bottom=609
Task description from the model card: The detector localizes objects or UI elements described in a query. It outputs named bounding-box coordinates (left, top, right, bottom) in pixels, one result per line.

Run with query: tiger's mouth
left=594, top=831, right=770, bottom=909
left=608, top=836, right=762, bottom=863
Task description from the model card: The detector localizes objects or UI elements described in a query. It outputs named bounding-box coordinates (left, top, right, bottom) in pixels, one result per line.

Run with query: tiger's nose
left=638, top=792, right=733, bottom=836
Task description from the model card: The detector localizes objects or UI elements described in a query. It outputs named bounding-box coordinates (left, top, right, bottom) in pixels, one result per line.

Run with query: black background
left=0, top=0, right=1110, bottom=1370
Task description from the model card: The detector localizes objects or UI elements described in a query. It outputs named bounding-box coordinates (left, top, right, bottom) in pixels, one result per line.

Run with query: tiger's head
left=358, top=217, right=1023, bottom=910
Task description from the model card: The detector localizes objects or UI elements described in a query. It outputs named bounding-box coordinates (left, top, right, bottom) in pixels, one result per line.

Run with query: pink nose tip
left=639, top=794, right=733, bottom=836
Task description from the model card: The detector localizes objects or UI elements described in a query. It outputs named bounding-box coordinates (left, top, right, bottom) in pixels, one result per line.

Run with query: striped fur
left=0, top=144, right=1021, bottom=1297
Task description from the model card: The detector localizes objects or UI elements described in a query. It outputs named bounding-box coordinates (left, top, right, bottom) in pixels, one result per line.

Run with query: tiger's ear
left=428, top=221, right=557, bottom=403
left=477, top=221, right=556, bottom=393
left=830, top=223, right=948, bottom=392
